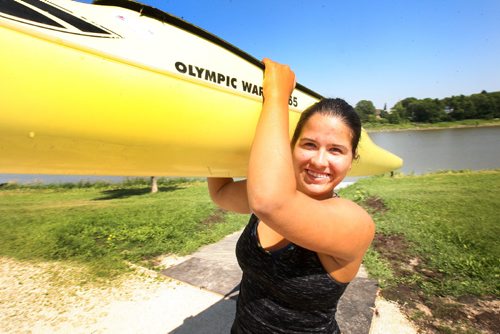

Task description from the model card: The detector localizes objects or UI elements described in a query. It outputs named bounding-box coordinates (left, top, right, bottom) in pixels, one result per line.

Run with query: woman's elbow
left=207, top=178, right=230, bottom=203
left=209, top=193, right=224, bottom=209
left=248, top=193, right=286, bottom=220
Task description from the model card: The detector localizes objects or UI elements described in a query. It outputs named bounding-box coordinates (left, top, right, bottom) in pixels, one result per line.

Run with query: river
left=368, top=126, right=500, bottom=175
left=1, top=126, right=499, bottom=184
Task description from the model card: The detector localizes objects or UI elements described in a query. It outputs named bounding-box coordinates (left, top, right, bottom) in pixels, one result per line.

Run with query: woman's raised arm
left=247, top=59, right=374, bottom=263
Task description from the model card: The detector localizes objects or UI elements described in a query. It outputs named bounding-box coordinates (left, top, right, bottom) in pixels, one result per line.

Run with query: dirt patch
left=0, top=257, right=148, bottom=332
left=369, top=295, right=418, bottom=334
left=363, top=196, right=388, bottom=214
left=200, top=208, right=227, bottom=226
left=372, top=234, right=414, bottom=274
left=411, top=295, right=500, bottom=334
left=0, top=256, right=225, bottom=333
left=372, top=233, right=500, bottom=333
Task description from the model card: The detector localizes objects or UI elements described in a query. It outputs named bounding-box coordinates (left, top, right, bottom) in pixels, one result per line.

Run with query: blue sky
left=79, top=0, right=500, bottom=109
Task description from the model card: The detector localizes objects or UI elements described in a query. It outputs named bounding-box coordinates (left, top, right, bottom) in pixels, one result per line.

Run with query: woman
left=208, top=59, right=374, bottom=333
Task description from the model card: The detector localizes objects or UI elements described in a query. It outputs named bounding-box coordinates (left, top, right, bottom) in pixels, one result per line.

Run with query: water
left=1, top=127, right=499, bottom=184
left=368, top=126, right=500, bottom=175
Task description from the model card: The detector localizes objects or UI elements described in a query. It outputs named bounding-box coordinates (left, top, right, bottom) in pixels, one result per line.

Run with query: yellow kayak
left=0, top=0, right=402, bottom=177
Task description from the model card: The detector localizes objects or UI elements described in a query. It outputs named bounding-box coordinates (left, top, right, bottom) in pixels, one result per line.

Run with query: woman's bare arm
left=207, top=178, right=250, bottom=214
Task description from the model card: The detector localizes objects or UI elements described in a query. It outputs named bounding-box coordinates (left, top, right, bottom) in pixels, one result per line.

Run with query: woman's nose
left=311, top=150, right=328, bottom=167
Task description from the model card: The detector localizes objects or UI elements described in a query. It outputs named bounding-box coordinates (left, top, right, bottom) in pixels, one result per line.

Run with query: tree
left=151, top=176, right=158, bottom=193
left=355, top=90, right=499, bottom=123
left=408, top=99, right=445, bottom=123
left=489, top=92, right=500, bottom=118
left=398, top=97, right=418, bottom=120
left=387, top=102, right=405, bottom=123
left=379, top=109, right=389, bottom=119
left=444, top=96, right=463, bottom=120
left=470, top=93, right=496, bottom=119
left=355, top=100, right=376, bottom=122
left=463, top=99, right=477, bottom=119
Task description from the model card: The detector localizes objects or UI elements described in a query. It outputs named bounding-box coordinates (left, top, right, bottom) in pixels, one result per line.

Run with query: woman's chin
left=300, top=182, right=335, bottom=200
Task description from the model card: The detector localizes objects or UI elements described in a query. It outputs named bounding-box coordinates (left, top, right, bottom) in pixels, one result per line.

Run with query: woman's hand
left=262, top=58, right=296, bottom=104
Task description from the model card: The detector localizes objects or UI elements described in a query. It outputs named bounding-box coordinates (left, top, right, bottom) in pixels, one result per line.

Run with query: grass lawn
left=1, top=171, right=498, bottom=333
left=0, top=178, right=248, bottom=277
left=363, top=118, right=500, bottom=132
left=339, top=170, right=500, bottom=334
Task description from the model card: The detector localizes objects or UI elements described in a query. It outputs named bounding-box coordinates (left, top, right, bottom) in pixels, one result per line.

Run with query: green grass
left=3, top=172, right=497, bottom=289
left=2, top=171, right=499, bottom=332
left=339, top=170, right=500, bottom=333
left=363, top=118, right=500, bottom=132
left=0, top=178, right=247, bottom=277
left=340, top=170, right=500, bottom=297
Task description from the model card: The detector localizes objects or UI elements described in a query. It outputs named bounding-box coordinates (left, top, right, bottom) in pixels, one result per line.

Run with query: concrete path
left=162, top=229, right=378, bottom=334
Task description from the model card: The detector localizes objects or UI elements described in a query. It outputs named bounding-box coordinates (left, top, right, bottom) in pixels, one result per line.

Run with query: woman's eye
left=303, top=142, right=316, bottom=149
left=329, top=147, right=342, bottom=153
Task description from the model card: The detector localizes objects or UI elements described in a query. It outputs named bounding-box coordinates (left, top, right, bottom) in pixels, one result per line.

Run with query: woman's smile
left=305, top=169, right=331, bottom=181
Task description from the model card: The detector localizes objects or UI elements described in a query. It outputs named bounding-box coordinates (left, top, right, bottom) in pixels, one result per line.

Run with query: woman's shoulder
left=325, top=196, right=375, bottom=242
left=326, top=196, right=372, bottom=220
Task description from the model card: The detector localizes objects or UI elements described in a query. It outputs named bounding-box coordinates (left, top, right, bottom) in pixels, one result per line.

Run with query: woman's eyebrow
left=332, top=145, right=350, bottom=153
left=300, top=138, right=348, bottom=148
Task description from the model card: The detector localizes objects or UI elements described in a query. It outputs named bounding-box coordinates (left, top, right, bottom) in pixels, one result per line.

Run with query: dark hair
left=291, top=98, right=362, bottom=159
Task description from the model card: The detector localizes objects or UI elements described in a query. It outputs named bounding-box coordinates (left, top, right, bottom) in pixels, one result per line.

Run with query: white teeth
left=307, top=170, right=330, bottom=179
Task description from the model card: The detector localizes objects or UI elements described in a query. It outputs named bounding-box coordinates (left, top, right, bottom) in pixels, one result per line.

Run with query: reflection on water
left=2, top=127, right=499, bottom=184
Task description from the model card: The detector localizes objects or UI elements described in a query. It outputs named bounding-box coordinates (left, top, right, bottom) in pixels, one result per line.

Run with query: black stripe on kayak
left=19, top=0, right=111, bottom=34
left=0, top=12, right=120, bottom=37
left=93, top=0, right=323, bottom=100
left=0, top=0, right=63, bottom=27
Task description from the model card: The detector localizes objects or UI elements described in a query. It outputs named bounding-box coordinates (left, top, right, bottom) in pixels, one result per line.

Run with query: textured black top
left=232, top=214, right=349, bottom=334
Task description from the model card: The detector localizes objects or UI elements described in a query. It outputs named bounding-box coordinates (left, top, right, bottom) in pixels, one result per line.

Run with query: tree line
left=354, top=90, right=500, bottom=124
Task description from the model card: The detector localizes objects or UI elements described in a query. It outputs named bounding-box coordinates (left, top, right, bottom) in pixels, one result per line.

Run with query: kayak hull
left=0, top=0, right=402, bottom=177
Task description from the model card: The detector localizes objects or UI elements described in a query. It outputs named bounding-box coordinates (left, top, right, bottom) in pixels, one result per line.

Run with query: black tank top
left=232, top=214, right=349, bottom=334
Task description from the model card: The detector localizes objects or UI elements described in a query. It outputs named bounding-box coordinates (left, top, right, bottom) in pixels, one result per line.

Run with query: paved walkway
left=162, top=229, right=378, bottom=334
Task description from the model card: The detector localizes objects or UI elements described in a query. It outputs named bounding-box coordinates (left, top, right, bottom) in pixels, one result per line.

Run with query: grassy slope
left=0, top=179, right=247, bottom=276
left=339, top=170, right=500, bottom=333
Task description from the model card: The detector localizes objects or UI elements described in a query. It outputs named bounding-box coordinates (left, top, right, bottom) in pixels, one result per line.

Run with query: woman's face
left=292, top=113, right=354, bottom=200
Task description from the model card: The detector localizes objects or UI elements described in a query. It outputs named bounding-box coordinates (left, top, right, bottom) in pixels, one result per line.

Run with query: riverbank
left=364, top=118, right=500, bottom=132
left=1, top=171, right=498, bottom=333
